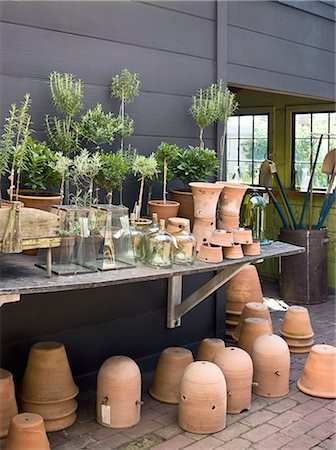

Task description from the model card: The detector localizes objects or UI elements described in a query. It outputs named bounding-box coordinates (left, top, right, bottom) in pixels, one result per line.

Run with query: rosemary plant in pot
left=148, top=142, right=180, bottom=223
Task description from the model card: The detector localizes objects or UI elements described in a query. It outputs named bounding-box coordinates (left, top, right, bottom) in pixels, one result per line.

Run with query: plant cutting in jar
left=132, top=153, right=159, bottom=220
left=50, top=152, right=73, bottom=205
left=72, top=149, right=102, bottom=208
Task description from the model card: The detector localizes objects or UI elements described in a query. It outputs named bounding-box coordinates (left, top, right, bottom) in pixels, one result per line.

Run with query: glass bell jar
left=169, top=219, right=196, bottom=265
left=144, top=219, right=174, bottom=269
left=240, top=190, right=271, bottom=245
left=130, top=213, right=145, bottom=262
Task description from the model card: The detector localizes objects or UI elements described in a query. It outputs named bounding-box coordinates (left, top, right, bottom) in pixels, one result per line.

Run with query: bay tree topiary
left=132, top=153, right=159, bottom=220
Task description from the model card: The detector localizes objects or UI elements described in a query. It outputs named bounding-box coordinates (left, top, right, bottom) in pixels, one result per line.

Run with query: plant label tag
left=101, top=404, right=111, bottom=425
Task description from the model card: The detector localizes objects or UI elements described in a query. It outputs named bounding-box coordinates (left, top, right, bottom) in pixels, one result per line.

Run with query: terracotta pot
left=251, top=334, right=290, bottom=398
left=232, top=227, right=253, bottom=245
left=282, top=336, right=314, bottom=348
left=280, top=306, right=314, bottom=339
left=289, top=345, right=315, bottom=354
left=216, top=182, right=248, bottom=218
left=147, top=200, right=180, bottom=226
left=189, top=182, right=223, bottom=219
left=170, top=189, right=194, bottom=226
left=226, top=311, right=241, bottom=322
left=167, top=217, right=191, bottom=234
left=243, top=241, right=261, bottom=256
left=197, top=243, right=223, bottom=263
left=178, top=361, right=227, bottom=434
left=43, top=411, right=77, bottom=432
left=15, top=190, right=61, bottom=212
left=238, top=318, right=273, bottom=355
left=196, top=338, right=225, bottom=362
left=96, top=356, right=142, bottom=428
left=192, top=217, right=216, bottom=251
left=233, top=302, right=273, bottom=342
left=19, top=342, right=78, bottom=405
left=0, top=369, right=18, bottom=438
left=226, top=265, right=263, bottom=314
left=297, top=344, right=336, bottom=398
left=214, top=347, right=253, bottom=414
left=217, top=211, right=240, bottom=231
left=3, top=413, right=50, bottom=450
left=149, top=347, right=193, bottom=404
left=209, top=230, right=234, bottom=247
left=20, top=398, right=77, bottom=421
left=223, top=243, right=244, bottom=259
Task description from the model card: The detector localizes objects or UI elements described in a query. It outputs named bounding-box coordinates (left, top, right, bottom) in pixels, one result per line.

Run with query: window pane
left=294, top=139, right=311, bottom=163
left=240, top=116, right=253, bottom=138
left=254, top=115, right=268, bottom=138
left=330, top=112, right=336, bottom=136
left=329, top=138, right=336, bottom=150
left=295, top=113, right=311, bottom=138
left=313, top=164, right=328, bottom=189
left=317, top=137, right=329, bottom=163
left=253, top=162, right=262, bottom=185
left=240, top=161, right=253, bottom=184
left=227, top=161, right=239, bottom=181
left=294, top=163, right=311, bottom=191
left=227, top=139, right=238, bottom=160
left=254, top=139, right=268, bottom=161
left=312, top=113, right=329, bottom=135
left=227, top=116, right=238, bottom=138
left=240, top=139, right=252, bottom=160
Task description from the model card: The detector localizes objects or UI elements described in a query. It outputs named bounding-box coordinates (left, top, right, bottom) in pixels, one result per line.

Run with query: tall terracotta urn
left=96, top=356, right=142, bottom=428
left=226, top=265, right=263, bottom=314
left=192, top=218, right=216, bottom=252
left=233, top=302, right=272, bottom=342
left=196, top=338, right=225, bottom=362
left=216, top=182, right=248, bottom=230
left=297, top=344, right=336, bottom=398
left=149, top=347, right=193, bottom=404
left=214, top=347, right=253, bottom=414
left=4, top=413, right=50, bottom=450
left=189, top=183, right=223, bottom=219
left=0, top=369, right=18, bottom=438
left=178, top=361, right=227, bottom=434
left=251, top=334, right=290, bottom=398
left=238, top=318, right=272, bottom=355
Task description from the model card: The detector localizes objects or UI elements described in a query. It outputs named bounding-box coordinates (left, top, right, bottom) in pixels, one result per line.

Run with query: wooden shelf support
left=0, top=293, right=20, bottom=308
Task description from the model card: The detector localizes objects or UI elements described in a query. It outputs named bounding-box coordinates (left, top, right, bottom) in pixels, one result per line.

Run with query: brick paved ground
left=5, top=281, right=336, bottom=450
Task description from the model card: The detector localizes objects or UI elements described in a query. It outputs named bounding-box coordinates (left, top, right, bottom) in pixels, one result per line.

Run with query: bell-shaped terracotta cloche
left=280, top=306, right=314, bottom=339
left=226, top=265, right=263, bottom=314
left=196, top=338, right=225, bottom=362
left=0, top=369, right=18, bottom=439
left=233, top=302, right=272, bottom=342
left=3, top=413, right=50, bottom=450
left=238, top=318, right=272, bottom=356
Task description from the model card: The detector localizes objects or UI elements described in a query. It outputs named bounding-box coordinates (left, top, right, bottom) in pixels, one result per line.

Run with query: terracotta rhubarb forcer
left=167, top=217, right=191, bottom=234
left=233, top=302, right=273, bottom=342
left=243, top=241, right=261, bottom=256
left=232, top=227, right=253, bottom=245
left=149, top=347, right=193, bottom=404
left=189, top=182, right=223, bottom=219
left=216, top=182, right=248, bottom=229
left=223, top=243, right=244, bottom=259
left=209, top=229, right=234, bottom=247
left=280, top=306, right=314, bottom=339
left=97, top=356, right=142, bottom=428
left=19, top=342, right=78, bottom=405
left=214, top=347, right=253, bottom=414
left=197, top=243, right=223, bottom=263
left=192, top=218, right=216, bottom=251
left=0, top=369, right=18, bottom=438
left=3, top=413, right=50, bottom=450
left=196, top=338, right=225, bottom=362
left=251, top=334, right=290, bottom=398
left=178, top=361, right=227, bottom=434
left=226, top=265, right=263, bottom=314
left=297, top=344, right=336, bottom=398
left=238, top=318, right=272, bottom=356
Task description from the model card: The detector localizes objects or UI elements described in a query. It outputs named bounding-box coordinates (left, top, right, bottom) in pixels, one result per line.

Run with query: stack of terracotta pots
left=97, top=356, right=142, bottom=428
left=216, top=182, right=248, bottom=231
left=280, top=306, right=315, bottom=353
left=238, top=318, right=273, bottom=355
left=233, top=302, right=273, bottom=342
left=0, top=369, right=18, bottom=439
left=196, top=338, right=225, bottom=362
left=149, top=347, right=193, bottom=404
left=298, top=344, right=336, bottom=398
left=19, top=342, right=78, bottom=432
left=3, top=413, right=50, bottom=450
left=225, top=265, right=264, bottom=338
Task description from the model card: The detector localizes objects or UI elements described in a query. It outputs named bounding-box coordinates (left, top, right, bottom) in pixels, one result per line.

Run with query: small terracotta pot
left=178, top=361, right=226, bottom=434
left=217, top=211, right=240, bottom=231
left=232, top=227, right=253, bottom=245
left=148, top=200, right=180, bottom=226
left=196, top=338, right=225, bottom=362
left=243, top=241, right=261, bottom=256
left=280, top=306, right=314, bottom=339
left=43, top=411, right=77, bottom=432
left=289, top=345, right=315, bottom=354
left=297, top=344, right=336, bottom=398
left=192, top=217, right=216, bottom=251
left=3, top=413, right=50, bottom=450
left=216, top=182, right=248, bottom=218
left=189, top=182, right=223, bottom=219
left=197, top=243, right=223, bottom=263
left=0, top=369, right=18, bottom=438
left=20, top=398, right=77, bottom=421
left=149, top=347, right=194, bottom=404
left=167, top=217, right=191, bottom=234
left=233, top=302, right=273, bottom=342
left=226, top=265, right=263, bottom=314
left=97, top=356, right=142, bottom=428
left=209, top=230, right=234, bottom=247
left=238, top=318, right=273, bottom=355
left=214, top=347, right=253, bottom=414
left=223, top=243, right=244, bottom=259
left=251, top=334, right=290, bottom=398
left=19, top=342, right=78, bottom=405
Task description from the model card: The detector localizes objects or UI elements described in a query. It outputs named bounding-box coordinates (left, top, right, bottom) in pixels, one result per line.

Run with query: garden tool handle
left=266, top=187, right=289, bottom=228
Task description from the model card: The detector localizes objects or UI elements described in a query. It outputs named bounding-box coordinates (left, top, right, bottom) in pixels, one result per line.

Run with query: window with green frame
left=292, top=111, right=336, bottom=190
left=226, top=114, right=269, bottom=185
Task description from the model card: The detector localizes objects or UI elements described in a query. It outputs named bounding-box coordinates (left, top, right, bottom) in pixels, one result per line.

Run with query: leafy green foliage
left=111, top=69, right=140, bottom=104
left=20, top=139, right=61, bottom=190
left=113, top=114, right=134, bottom=137
left=49, top=71, right=83, bottom=117
left=0, top=103, right=17, bottom=177
left=172, top=146, right=218, bottom=187
left=156, top=142, right=179, bottom=163
left=51, top=152, right=73, bottom=180
left=72, top=149, right=102, bottom=206
left=216, top=81, right=239, bottom=125
left=132, top=153, right=159, bottom=181
left=97, top=149, right=134, bottom=193
left=45, top=116, right=80, bottom=156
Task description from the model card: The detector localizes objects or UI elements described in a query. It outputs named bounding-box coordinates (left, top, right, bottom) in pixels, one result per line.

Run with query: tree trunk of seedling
left=9, top=160, right=16, bottom=203
left=200, top=128, right=204, bottom=150
left=137, top=175, right=145, bottom=221
left=89, top=179, right=93, bottom=208
left=15, top=170, right=21, bottom=201
left=147, top=184, right=153, bottom=216
left=163, top=158, right=167, bottom=204
left=219, top=129, right=226, bottom=182
left=107, top=191, right=113, bottom=205
left=60, top=176, right=65, bottom=206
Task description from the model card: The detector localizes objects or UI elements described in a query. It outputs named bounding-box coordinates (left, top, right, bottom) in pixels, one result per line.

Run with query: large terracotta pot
left=96, top=356, right=142, bottom=428
left=251, top=334, right=290, bottom=398
left=170, top=189, right=194, bottom=225
left=167, top=217, right=191, bottom=234
left=226, top=265, right=263, bottom=314
left=238, top=318, right=272, bottom=355
left=147, top=200, right=180, bottom=226
left=0, top=369, right=18, bottom=438
left=178, top=361, right=227, bottom=434
left=15, top=190, right=61, bottom=212
left=232, top=227, right=253, bottom=245
left=283, top=336, right=315, bottom=354
left=214, top=347, right=253, bottom=414
left=233, top=302, right=273, bottom=342
left=20, top=398, right=77, bottom=421
left=43, top=411, right=77, bottom=432
left=197, top=243, right=223, bottom=263
left=196, top=338, right=225, bottom=362
left=192, top=217, right=216, bottom=251
left=3, top=413, right=50, bottom=450
left=216, top=182, right=248, bottom=219
left=19, top=342, right=78, bottom=404
left=280, top=306, right=314, bottom=339
left=189, top=182, right=223, bottom=219
left=217, top=211, right=240, bottom=231
left=209, top=230, right=234, bottom=247
left=149, top=347, right=193, bottom=404
left=297, top=344, right=336, bottom=398
left=223, top=243, right=244, bottom=259
left=243, top=241, right=261, bottom=256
